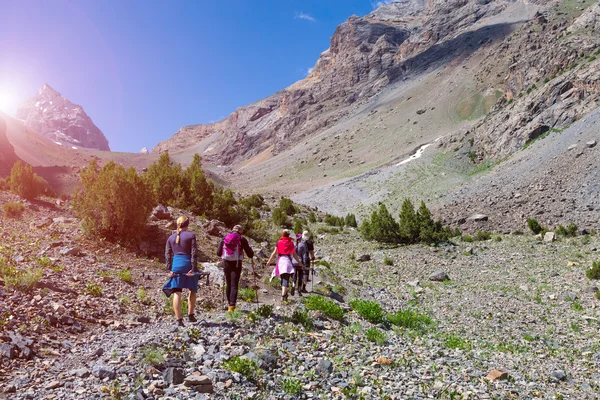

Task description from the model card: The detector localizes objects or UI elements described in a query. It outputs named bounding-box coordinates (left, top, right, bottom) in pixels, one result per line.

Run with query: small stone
left=568, top=144, right=577, bottom=151
left=357, top=254, right=371, bottom=262
left=163, top=367, right=185, bottom=385
left=586, top=140, right=597, bottom=148
left=92, top=362, right=116, bottom=379
left=486, top=369, right=508, bottom=381
left=71, top=368, right=90, bottom=378
left=551, top=370, right=567, bottom=382
left=429, top=270, right=450, bottom=282
left=60, top=247, right=81, bottom=256
left=543, top=232, right=555, bottom=242
left=317, top=359, right=333, bottom=376
left=407, top=280, right=420, bottom=287
left=467, top=214, right=488, bottom=222
left=376, top=357, right=393, bottom=365
left=46, top=381, right=62, bottom=390
left=183, top=375, right=213, bottom=391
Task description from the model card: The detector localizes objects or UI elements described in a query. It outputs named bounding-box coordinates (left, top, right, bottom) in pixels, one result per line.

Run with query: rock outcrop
left=153, top=0, right=524, bottom=165
left=16, top=84, right=110, bottom=151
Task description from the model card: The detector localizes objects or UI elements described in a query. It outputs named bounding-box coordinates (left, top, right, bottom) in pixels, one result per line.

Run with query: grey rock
left=543, top=232, right=556, bottom=242
left=429, top=270, right=450, bottom=282
left=92, top=362, right=116, bottom=380
left=467, top=214, right=488, bottom=222
left=551, top=370, right=567, bottom=382
left=586, top=140, right=597, bottom=148
left=152, top=205, right=171, bottom=220
left=317, top=359, right=333, bottom=376
left=357, top=254, right=371, bottom=262
left=71, top=368, right=91, bottom=378
left=163, top=367, right=185, bottom=385
left=60, top=247, right=81, bottom=256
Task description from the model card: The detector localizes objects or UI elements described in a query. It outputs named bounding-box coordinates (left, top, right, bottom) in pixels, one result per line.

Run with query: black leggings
left=223, top=260, right=242, bottom=306
left=293, top=267, right=304, bottom=286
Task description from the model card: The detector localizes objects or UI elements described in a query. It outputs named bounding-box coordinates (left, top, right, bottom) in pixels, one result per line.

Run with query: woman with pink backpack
left=217, top=225, right=255, bottom=311
left=267, top=230, right=304, bottom=304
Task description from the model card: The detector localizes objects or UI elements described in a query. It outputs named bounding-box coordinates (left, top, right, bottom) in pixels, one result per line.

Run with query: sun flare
left=0, top=90, right=15, bottom=112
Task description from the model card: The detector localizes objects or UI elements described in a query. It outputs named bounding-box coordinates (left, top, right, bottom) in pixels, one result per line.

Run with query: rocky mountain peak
left=16, top=84, right=110, bottom=151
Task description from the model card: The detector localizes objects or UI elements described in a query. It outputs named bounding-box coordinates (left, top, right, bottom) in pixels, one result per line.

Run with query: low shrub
left=303, top=295, right=345, bottom=321
left=527, top=218, right=544, bottom=235
left=137, top=287, right=152, bottom=304
left=462, top=235, right=474, bottom=243
left=256, top=304, right=273, bottom=318
left=117, top=269, right=133, bottom=283
left=239, top=288, right=257, bottom=302
left=586, top=261, right=600, bottom=280
left=475, top=231, right=492, bottom=241
left=281, top=377, right=303, bottom=395
left=383, top=256, right=394, bottom=266
left=333, top=284, right=347, bottom=296
left=222, top=356, right=260, bottom=381
left=387, top=309, right=434, bottom=332
left=444, top=334, right=471, bottom=350
left=140, top=346, right=165, bottom=367
left=3, top=202, right=24, bottom=218
left=365, top=327, right=386, bottom=345
left=3, top=268, right=43, bottom=292
left=9, top=160, right=48, bottom=200
left=290, top=309, right=313, bottom=330
left=85, top=283, right=104, bottom=297
left=349, top=299, right=385, bottom=324
left=556, top=223, right=578, bottom=237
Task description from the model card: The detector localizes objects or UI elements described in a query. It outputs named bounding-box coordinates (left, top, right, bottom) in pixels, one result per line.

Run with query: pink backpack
left=223, top=232, right=242, bottom=261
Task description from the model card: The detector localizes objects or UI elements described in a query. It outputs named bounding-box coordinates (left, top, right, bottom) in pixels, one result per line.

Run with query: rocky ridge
left=152, top=0, right=527, bottom=165
left=16, top=84, right=110, bottom=151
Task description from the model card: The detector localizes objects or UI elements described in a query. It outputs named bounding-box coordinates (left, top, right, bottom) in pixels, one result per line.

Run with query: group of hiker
left=163, top=216, right=315, bottom=326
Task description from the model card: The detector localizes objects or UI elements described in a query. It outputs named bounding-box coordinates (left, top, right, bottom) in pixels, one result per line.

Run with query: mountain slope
left=154, top=0, right=530, bottom=166
left=16, top=84, right=110, bottom=151
left=0, top=117, right=20, bottom=176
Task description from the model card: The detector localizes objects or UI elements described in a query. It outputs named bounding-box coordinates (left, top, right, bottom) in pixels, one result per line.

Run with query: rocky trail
left=2, top=190, right=600, bottom=399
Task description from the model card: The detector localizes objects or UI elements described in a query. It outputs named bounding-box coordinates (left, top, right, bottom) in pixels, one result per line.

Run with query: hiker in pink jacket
left=217, top=225, right=254, bottom=311
left=267, top=230, right=304, bottom=304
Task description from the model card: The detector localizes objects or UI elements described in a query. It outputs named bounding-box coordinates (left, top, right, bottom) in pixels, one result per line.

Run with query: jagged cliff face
left=449, top=2, right=600, bottom=159
left=153, top=0, right=522, bottom=164
left=0, top=117, right=19, bottom=176
left=16, top=84, right=110, bottom=151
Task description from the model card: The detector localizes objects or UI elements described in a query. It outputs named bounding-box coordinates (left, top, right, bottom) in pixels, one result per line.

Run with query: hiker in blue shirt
left=217, top=225, right=254, bottom=311
left=163, top=216, right=200, bottom=327
left=291, top=234, right=309, bottom=296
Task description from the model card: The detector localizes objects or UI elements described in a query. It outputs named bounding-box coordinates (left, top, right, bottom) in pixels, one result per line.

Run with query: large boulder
left=152, top=205, right=172, bottom=220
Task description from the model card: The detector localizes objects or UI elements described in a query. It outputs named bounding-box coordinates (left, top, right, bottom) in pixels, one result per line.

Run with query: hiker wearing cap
left=301, top=230, right=315, bottom=292
left=267, top=230, right=304, bottom=304
left=163, top=216, right=200, bottom=327
left=291, top=233, right=309, bottom=296
left=217, top=225, right=254, bottom=312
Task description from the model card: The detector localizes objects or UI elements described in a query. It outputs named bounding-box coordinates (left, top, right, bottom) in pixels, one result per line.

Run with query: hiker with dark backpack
left=291, top=234, right=309, bottom=296
left=267, top=230, right=304, bottom=304
left=217, top=225, right=254, bottom=312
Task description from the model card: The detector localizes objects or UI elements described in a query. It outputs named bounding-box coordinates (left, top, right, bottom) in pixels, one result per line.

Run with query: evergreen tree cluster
left=361, top=199, right=455, bottom=244
left=324, top=213, right=358, bottom=228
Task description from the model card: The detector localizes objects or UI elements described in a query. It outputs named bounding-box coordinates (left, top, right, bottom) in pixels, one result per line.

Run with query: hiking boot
left=290, top=285, right=295, bottom=296
left=188, top=314, right=197, bottom=323
left=282, top=295, right=288, bottom=304
left=227, top=306, right=236, bottom=312
left=177, top=318, right=185, bottom=327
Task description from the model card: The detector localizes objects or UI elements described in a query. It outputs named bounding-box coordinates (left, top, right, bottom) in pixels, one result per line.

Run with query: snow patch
left=71, top=146, right=78, bottom=150
left=54, top=141, right=62, bottom=146
left=396, top=137, right=442, bottom=166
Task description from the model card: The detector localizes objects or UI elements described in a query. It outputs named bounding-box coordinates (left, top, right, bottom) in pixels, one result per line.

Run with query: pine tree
left=398, top=199, right=420, bottom=243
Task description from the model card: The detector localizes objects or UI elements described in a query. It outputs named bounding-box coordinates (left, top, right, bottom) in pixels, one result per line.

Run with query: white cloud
left=295, top=11, right=316, bottom=22
left=372, top=0, right=396, bottom=8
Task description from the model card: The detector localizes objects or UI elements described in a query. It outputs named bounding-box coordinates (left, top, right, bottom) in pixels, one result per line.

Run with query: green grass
left=383, top=256, right=394, bottom=266
left=36, top=256, right=53, bottom=268
left=238, top=288, right=258, bottom=302
left=222, top=356, right=261, bottom=381
left=281, top=377, right=303, bottom=395
left=365, top=327, right=386, bottom=345
left=303, top=295, right=345, bottom=321
left=2, top=266, right=43, bottom=292
left=444, top=334, right=472, bottom=350
left=117, top=269, right=133, bottom=283
left=290, top=309, right=313, bottom=330
left=349, top=299, right=385, bottom=324
left=85, top=283, right=104, bottom=297
left=136, top=287, right=152, bottom=304
left=387, top=309, right=435, bottom=332
left=140, top=346, right=165, bottom=367
left=333, top=284, right=347, bottom=296
left=256, top=304, right=273, bottom=318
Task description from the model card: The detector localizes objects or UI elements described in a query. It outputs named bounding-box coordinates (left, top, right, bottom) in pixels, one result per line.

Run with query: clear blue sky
left=0, top=0, right=388, bottom=152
